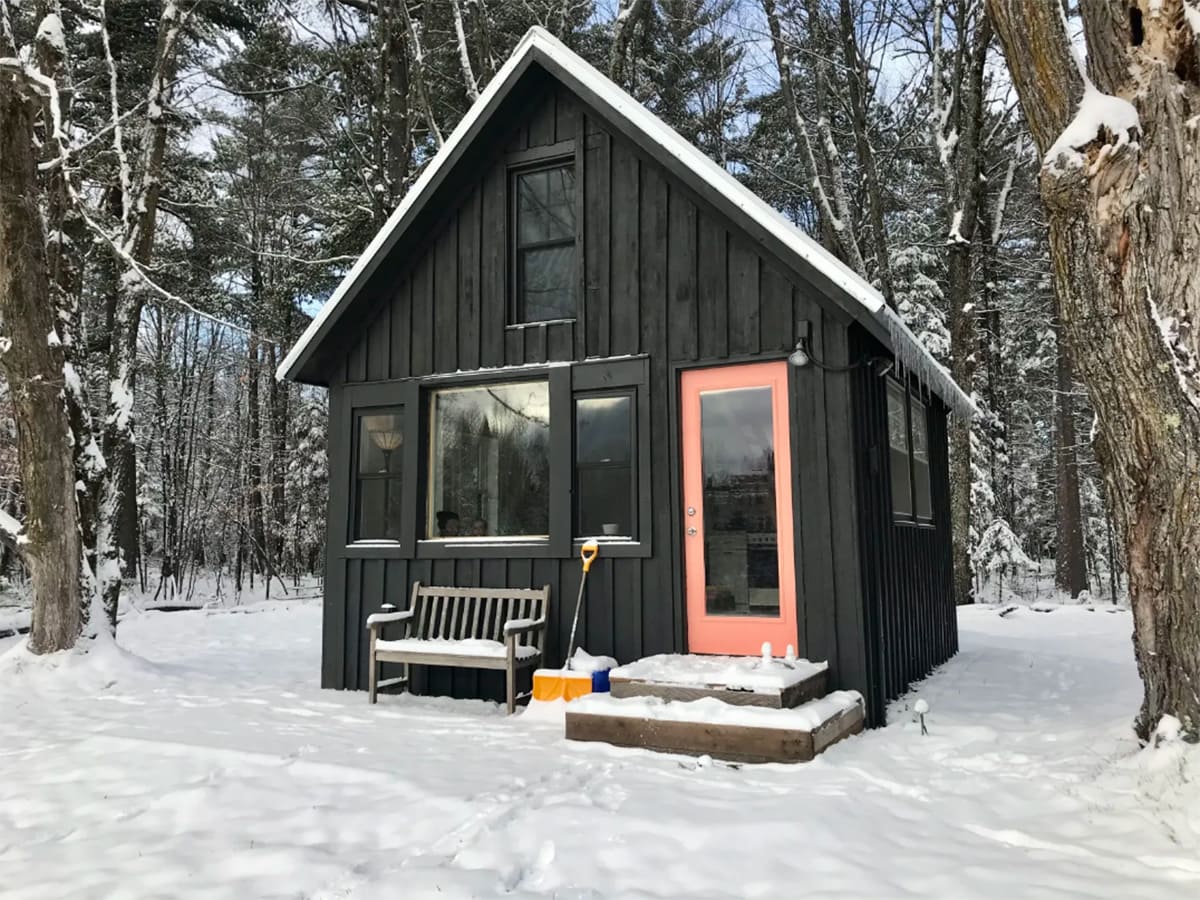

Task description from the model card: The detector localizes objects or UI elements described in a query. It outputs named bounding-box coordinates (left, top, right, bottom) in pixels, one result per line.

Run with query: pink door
left=681, top=362, right=798, bottom=656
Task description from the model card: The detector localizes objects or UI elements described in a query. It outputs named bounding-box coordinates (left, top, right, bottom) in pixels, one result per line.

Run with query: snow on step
left=571, top=690, right=861, bottom=731
left=610, top=652, right=827, bottom=693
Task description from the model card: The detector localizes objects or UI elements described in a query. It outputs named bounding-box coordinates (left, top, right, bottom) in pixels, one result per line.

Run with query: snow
left=570, top=690, right=862, bottom=731
left=1187, top=1, right=1200, bottom=37
left=1, top=600, right=1197, bottom=898
left=35, top=14, right=66, bottom=56
left=0, top=509, right=27, bottom=545
left=1045, top=85, right=1140, bottom=174
left=374, top=637, right=540, bottom=660
left=276, top=27, right=974, bottom=420
left=612, top=652, right=826, bottom=692
left=569, top=647, right=616, bottom=673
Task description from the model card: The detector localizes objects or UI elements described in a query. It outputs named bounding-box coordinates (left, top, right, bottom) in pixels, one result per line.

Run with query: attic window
left=512, top=162, right=576, bottom=323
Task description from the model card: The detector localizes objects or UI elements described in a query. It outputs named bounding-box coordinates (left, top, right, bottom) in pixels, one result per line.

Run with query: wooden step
left=607, top=653, right=828, bottom=709
left=565, top=691, right=864, bottom=764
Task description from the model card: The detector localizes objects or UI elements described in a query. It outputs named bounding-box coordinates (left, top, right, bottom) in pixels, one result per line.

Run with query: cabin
left=278, top=28, right=974, bottom=727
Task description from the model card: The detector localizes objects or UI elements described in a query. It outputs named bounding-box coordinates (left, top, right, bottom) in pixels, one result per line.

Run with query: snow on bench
left=375, top=638, right=540, bottom=661
left=366, top=582, right=551, bottom=714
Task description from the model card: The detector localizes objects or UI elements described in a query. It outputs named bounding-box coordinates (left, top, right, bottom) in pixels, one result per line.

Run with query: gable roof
left=277, top=27, right=975, bottom=418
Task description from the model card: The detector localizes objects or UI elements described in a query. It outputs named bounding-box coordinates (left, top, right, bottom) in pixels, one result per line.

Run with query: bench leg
left=505, top=640, right=516, bottom=715
left=368, top=629, right=378, bottom=704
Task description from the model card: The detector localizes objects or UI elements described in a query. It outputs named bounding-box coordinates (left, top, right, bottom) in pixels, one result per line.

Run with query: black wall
left=317, top=75, right=901, bottom=713
left=849, top=326, right=958, bottom=724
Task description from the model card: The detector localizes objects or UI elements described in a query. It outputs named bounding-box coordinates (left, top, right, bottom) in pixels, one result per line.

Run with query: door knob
left=687, top=506, right=696, bottom=516
left=687, top=527, right=698, bottom=536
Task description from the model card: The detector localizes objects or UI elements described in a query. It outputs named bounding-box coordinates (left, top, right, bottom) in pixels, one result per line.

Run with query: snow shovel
left=532, top=541, right=600, bottom=702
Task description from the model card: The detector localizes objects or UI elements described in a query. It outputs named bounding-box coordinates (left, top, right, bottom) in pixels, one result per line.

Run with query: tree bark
left=0, top=60, right=82, bottom=654
left=936, top=5, right=991, bottom=604
left=1053, top=317, right=1087, bottom=597
left=988, top=0, right=1200, bottom=740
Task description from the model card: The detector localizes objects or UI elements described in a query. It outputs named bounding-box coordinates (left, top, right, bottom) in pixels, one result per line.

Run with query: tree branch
left=985, top=0, right=1084, bottom=154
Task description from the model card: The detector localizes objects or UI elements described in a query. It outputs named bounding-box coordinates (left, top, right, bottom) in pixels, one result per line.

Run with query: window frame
left=415, top=365, right=571, bottom=559
left=886, top=376, right=936, bottom=528
left=571, top=357, right=652, bottom=558
left=909, top=395, right=933, bottom=523
left=338, top=380, right=420, bottom=559
left=352, top=406, right=406, bottom=542
left=508, top=156, right=578, bottom=326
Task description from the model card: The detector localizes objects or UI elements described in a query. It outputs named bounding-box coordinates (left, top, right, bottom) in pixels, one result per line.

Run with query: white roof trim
left=276, top=27, right=975, bottom=419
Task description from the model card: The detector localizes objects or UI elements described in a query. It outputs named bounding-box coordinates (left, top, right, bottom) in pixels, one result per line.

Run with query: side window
left=886, top=380, right=913, bottom=518
left=354, top=409, right=405, bottom=540
left=512, top=162, right=576, bottom=323
left=910, top=397, right=932, bottom=520
left=575, top=392, right=636, bottom=539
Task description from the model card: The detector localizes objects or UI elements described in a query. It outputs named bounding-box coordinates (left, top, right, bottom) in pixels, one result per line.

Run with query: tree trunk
left=0, top=66, right=82, bottom=654
left=1053, top=317, right=1087, bottom=597
left=988, top=0, right=1200, bottom=740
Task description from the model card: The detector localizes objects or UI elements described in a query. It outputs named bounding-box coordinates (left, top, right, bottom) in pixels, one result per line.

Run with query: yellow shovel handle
left=580, top=541, right=599, bottom=573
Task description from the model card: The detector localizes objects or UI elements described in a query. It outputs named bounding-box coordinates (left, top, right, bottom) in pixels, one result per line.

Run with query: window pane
left=356, top=476, right=403, bottom=540
left=358, top=412, right=404, bottom=474
left=700, top=386, right=779, bottom=617
left=428, top=382, right=550, bottom=538
left=886, top=381, right=912, bottom=517
left=578, top=465, right=633, bottom=537
left=355, top=410, right=404, bottom=540
left=576, top=394, right=634, bottom=537
left=521, top=245, right=574, bottom=321
left=577, top=395, right=632, bottom=465
left=517, top=166, right=575, bottom=244
left=911, top=398, right=932, bottom=519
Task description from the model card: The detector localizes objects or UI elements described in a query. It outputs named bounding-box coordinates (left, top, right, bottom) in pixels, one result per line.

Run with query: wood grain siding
left=320, top=79, right=877, bottom=711
left=848, top=325, right=957, bottom=725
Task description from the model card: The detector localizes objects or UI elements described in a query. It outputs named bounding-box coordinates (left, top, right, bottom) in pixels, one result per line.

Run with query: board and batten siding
left=848, top=326, right=957, bottom=723
left=321, top=81, right=869, bottom=709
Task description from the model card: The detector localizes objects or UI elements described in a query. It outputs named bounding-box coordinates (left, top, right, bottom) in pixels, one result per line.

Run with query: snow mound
left=0, top=632, right=166, bottom=691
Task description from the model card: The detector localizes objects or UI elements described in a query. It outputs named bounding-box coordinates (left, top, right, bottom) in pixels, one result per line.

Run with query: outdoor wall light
left=788, top=337, right=811, bottom=368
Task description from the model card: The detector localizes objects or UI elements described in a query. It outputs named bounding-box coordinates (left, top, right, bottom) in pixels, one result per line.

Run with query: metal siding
left=320, top=82, right=910, bottom=712
left=849, top=326, right=957, bottom=725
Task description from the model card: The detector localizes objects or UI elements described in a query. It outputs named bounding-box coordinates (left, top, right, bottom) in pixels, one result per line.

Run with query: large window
left=513, top=163, right=576, bottom=323
left=355, top=409, right=405, bottom=540
left=575, top=392, right=636, bottom=539
left=887, top=379, right=933, bottom=523
left=427, top=381, right=551, bottom=539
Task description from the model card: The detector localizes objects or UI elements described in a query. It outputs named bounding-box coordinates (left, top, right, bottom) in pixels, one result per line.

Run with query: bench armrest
left=503, top=617, right=546, bottom=637
left=366, top=609, right=414, bottom=629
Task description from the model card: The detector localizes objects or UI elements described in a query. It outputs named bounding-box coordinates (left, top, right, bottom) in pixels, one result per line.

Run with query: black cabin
left=279, top=28, right=974, bottom=726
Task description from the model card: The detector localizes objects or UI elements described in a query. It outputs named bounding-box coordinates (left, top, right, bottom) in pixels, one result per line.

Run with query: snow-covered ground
left=1, top=601, right=1196, bottom=899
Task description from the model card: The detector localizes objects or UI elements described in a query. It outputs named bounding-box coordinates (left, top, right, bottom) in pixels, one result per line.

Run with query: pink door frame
left=680, top=361, right=798, bottom=656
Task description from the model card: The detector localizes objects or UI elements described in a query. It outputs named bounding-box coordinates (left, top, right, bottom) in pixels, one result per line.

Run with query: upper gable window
left=513, top=162, right=576, bottom=323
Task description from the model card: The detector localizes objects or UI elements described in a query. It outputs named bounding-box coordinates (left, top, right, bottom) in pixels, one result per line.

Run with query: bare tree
left=987, top=0, right=1200, bottom=739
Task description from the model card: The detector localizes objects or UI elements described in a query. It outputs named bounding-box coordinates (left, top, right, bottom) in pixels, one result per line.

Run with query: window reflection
left=575, top=394, right=634, bottom=538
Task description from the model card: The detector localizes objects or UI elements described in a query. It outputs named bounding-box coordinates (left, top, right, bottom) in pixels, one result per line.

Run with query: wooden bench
left=366, top=582, right=551, bottom=714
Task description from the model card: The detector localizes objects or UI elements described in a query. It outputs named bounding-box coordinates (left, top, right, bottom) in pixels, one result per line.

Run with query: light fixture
left=788, top=337, right=810, bottom=368
left=369, top=417, right=403, bottom=476
left=872, top=357, right=894, bottom=377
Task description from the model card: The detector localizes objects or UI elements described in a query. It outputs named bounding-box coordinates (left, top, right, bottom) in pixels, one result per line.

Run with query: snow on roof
left=276, top=27, right=975, bottom=418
